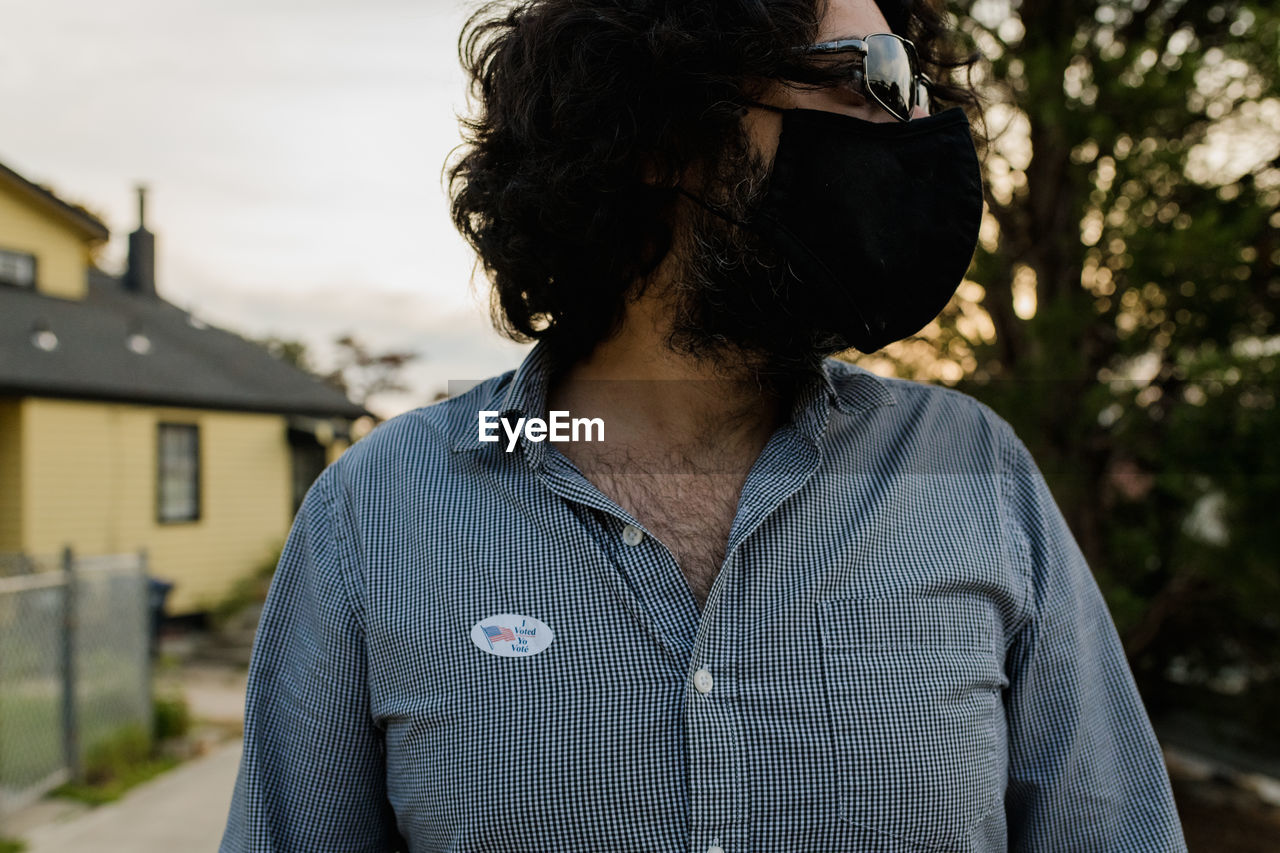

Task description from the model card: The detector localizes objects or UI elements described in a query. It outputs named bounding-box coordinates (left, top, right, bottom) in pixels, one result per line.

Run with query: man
left=222, top=0, right=1187, bottom=850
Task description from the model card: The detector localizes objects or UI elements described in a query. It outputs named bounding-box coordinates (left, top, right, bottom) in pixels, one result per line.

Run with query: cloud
left=2, top=0, right=499, bottom=419
left=1, top=0, right=529, bottom=416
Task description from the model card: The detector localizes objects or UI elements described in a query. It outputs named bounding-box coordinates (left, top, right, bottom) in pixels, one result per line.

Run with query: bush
left=153, top=693, right=191, bottom=741
left=82, top=724, right=151, bottom=786
left=51, top=718, right=179, bottom=805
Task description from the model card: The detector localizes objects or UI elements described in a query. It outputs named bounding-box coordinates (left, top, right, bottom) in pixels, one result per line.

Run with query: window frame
left=0, top=247, right=38, bottom=290
left=156, top=422, right=201, bottom=524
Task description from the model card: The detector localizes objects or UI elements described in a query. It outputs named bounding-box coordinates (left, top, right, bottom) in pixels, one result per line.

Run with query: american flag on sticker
left=482, top=625, right=516, bottom=649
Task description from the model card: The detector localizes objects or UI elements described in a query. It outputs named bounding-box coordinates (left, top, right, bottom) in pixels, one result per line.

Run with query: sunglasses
left=792, top=33, right=932, bottom=122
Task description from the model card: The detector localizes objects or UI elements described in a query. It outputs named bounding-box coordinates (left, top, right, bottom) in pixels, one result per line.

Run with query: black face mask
left=684, top=105, right=984, bottom=355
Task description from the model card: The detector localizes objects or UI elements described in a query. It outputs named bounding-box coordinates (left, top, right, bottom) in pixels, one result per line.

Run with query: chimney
left=125, top=184, right=156, bottom=296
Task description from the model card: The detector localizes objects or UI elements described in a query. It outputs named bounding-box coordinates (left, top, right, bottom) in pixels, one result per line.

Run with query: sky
left=1, top=0, right=529, bottom=416
left=6, top=2, right=1276, bottom=417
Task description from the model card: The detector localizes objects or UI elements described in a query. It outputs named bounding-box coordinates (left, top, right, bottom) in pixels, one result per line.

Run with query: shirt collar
left=452, top=341, right=556, bottom=459
left=786, top=356, right=897, bottom=445
left=452, top=341, right=896, bottom=456
left=820, top=356, right=898, bottom=416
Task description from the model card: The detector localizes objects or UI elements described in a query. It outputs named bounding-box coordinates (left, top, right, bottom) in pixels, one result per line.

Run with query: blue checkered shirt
left=221, top=343, right=1186, bottom=852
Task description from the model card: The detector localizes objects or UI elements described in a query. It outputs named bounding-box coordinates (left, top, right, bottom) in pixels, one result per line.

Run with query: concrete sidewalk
left=19, top=740, right=242, bottom=853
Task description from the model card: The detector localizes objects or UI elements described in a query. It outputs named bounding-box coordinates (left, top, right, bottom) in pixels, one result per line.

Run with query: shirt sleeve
left=997, top=422, right=1187, bottom=851
left=220, top=469, right=404, bottom=852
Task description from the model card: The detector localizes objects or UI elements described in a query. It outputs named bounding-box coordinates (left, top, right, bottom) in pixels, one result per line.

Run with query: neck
left=546, top=294, right=787, bottom=457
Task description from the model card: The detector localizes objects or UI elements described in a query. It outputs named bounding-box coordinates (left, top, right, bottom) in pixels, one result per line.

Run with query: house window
left=0, top=249, right=37, bottom=289
left=157, top=423, right=200, bottom=523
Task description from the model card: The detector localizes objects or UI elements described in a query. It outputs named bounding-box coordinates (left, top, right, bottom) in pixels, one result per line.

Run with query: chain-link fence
left=0, top=549, right=151, bottom=820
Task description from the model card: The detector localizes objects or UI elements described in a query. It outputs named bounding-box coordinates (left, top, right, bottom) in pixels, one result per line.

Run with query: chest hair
left=571, top=449, right=753, bottom=610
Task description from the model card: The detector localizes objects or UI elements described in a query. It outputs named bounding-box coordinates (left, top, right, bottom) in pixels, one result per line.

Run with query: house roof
left=0, top=162, right=110, bottom=243
left=0, top=271, right=368, bottom=419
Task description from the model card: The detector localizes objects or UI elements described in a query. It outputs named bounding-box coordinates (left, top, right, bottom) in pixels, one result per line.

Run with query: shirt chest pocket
left=819, top=596, right=1007, bottom=851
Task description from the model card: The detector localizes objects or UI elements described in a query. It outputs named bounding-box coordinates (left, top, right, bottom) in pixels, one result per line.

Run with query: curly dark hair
left=449, top=0, right=983, bottom=362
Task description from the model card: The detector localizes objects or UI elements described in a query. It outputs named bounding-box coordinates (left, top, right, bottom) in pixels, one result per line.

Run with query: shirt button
left=621, top=524, right=644, bottom=546
left=693, top=668, right=713, bottom=694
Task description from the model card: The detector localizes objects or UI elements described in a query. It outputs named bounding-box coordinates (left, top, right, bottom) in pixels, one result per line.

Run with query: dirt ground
left=1174, top=776, right=1280, bottom=852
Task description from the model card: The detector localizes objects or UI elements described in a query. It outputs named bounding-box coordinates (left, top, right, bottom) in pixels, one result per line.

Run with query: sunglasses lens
left=865, top=35, right=916, bottom=120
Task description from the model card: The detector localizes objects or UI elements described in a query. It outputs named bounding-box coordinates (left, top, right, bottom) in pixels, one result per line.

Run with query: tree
left=257, top=336, right=314, bottom=373
left=868, top=0, right=1279, bottom=725
left=258, top=333, right=418, bottom=420
left=320, top=335, right=418, bottom=418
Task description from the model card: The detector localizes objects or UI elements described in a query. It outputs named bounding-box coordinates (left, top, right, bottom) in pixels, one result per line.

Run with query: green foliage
left=257, top=335, right=313, bottom=372
left=153, top=692, right=191, bottom=742
left=83, top=724, right=151, bottom=781
left=51, top=724, right=177, bottom=806
left=0, top=691, right=61, bottom=786
left=3, top=690, right=195, bottom=812
left=40, top=693, right=192, bottom=806
left=891, top=0, right=1280, bottom=723
left=0, top=838, right=27, bottom=853
left=51, top=756, right=180, bottom=806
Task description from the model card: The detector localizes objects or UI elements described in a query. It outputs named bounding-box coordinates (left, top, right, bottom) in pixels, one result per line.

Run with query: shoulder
left=822, top=358, right=1019, bottom=458
left=320, top=370, right=515, bottom=496
left=828, top=363, right=1075, bottom=568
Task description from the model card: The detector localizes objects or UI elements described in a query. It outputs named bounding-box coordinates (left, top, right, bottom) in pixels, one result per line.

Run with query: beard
left=663, top=135, right=855, bottom=381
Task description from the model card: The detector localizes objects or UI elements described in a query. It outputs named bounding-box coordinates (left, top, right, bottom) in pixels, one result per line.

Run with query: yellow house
left=0, top=161, right=366, bottom=614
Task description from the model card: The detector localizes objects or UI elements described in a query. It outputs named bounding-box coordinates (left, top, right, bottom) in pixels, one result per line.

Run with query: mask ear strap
left=674, top=99, right=781, bottom=226
left=674, top=186, right=751, bottom=229
left=743, top=100, right=786, bottom=114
